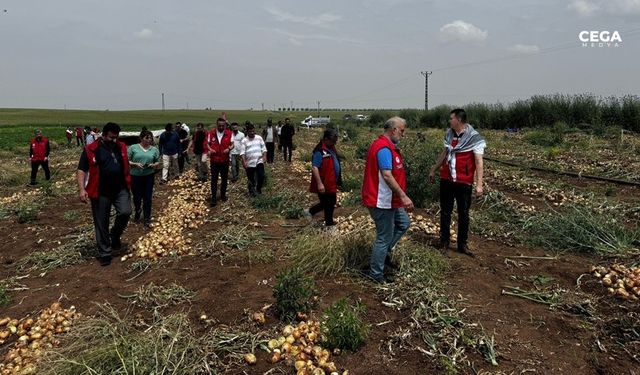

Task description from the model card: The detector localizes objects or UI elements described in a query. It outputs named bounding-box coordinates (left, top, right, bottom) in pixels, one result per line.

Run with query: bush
left=321, top=298, right=369, bottom=351
left=402, top=138, right=442, bottom=207
left=524, top=122, right=567, bottom=147
left=273, top=267, right=317, bottom=321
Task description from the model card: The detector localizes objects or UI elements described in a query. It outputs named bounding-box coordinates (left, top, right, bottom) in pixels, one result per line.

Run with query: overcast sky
left=1, top=0, right=639, bottom=110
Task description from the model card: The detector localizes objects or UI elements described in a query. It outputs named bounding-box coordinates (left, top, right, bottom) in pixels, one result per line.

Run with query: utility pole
left=421, top=71, right=432, bottom=110
left=290, top=100, right=293, bottom=111
left=162, top=93, right=165, bottom=111
left=317, top=100, right=320, bottom=117
left=262, top=102, right=264, bottom=111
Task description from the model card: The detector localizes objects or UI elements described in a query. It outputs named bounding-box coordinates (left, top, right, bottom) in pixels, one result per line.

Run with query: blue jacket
left=159, top=131, right=181, bottom=155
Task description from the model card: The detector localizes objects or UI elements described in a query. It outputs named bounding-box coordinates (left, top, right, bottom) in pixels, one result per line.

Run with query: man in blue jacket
left=158, top=123, right=181, bottom=184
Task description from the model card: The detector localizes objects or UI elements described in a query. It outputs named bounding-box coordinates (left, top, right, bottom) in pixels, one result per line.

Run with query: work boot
left=457, top=244, right=475, bottom=258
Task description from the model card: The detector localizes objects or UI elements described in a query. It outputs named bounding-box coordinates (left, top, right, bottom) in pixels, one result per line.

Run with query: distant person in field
left=189, top=122, right=208, bottom=181
left=241, top=122, right=267, bottom=196
left=29, top=129, right=51, bottom=186
left=276, top=121, right=283, bottom=152
left=303, top=128, right=342, bottom=230
left=128, top=129, right=161, bottom=229
left=205, top=117, right=233, bottom=207
left=429, top=108, right=486, bottom=257
left=77, top=122, right=132, bottom=267
left=230, top=122, right=245, bottom=183
left=262, top=119, right=276, bottom=164
left=75, top=127, right=84, bottom=146
left=85, top=126, right=98, bottom=145
left=177, top=122, right=190, bottom=174
left=280, top=117, right=296, bottom=162
left=65, top=127, right=73, bottom=146
left=362, top=116, right=413, bottom=284
left=158, top=122, right=181, bottom=184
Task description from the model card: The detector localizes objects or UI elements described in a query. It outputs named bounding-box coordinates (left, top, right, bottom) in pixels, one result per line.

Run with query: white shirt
left=241, top=135, right=267, bottom=168
left=216, top=130, right=224, bottom=144
left=231, top=131, right=245, bottom=155
left=265, top=127, right=274, bottom=142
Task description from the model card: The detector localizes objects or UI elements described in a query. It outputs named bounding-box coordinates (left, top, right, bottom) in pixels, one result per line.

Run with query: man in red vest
left=362, top=117, right=413, bottom=283
left=77, top=122, right=132, bottom=266
left=429, top=108, right=486, bottom=257
left=206, top=117, right=234, bottom=207
left=29, top=129, right=51, bottom=185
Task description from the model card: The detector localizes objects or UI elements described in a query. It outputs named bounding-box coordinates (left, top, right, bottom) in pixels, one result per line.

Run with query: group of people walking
left=68, top=110, right=485, bottom=278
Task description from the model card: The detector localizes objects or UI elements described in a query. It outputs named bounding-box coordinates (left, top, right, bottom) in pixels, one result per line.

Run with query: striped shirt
left=240, top=135, right=267, bottom=168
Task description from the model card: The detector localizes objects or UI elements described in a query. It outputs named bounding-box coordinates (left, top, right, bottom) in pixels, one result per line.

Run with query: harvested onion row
left=409, top=213, right=458, bottom=242
left=127, top=171, right=209, bottom=260
left=591, top=264, right=640, bottom=301
left=244, top=320, right=349, bottom=375
left=0, top=302, right=79, bottom=375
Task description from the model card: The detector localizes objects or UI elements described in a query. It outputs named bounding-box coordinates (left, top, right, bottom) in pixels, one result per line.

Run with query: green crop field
left=0, top=108, right=365, bottom=150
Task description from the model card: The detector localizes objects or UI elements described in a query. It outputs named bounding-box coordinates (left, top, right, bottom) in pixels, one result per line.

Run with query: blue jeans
left=368, top=207, right=411, bottom=280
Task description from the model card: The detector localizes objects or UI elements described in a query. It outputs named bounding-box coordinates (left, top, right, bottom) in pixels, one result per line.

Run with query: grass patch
left=210, top=224, right=263, bottom=251
left=288, top=229, right=372, bottom=276
left=16, top=225, right=93, bottom=272
left=321, top=297, right=369, bottom=352
left=38, top=304, right=267, bottom=375
left=273, top=267, right=317, bottom=322
left=252, top=191, right=306, bottom=219
left=524, top=204, right=640, bottom=254
left=63, top=210, right=80, bottom=221
left=16, top=201, right=41, bottom=223
left=122, top=282, right=196, bottom=310
left=0, top=284, right=11, bottom=307
left=381, top=241, right=488, bottom=372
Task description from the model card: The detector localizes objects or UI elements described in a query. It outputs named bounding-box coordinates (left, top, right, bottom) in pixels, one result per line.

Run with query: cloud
left=439, top=20, right=488, bottom=43
left=134, top=28, right=153, bottom=39
left=509, top=44, right=540, bottom=54
left=257, top=27, right=364, bottom=46
left=568, top=0, right=640, bottom=17
left=264, top=6, right=341, bottom=28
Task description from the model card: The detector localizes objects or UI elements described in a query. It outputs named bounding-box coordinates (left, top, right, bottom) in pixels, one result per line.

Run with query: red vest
left=362, top=135, right=407, bottom=209
left=310, top=143, right=338, bottom=194
left=30, top=137, right=49, bottom=161
left=84, top=140, right=131, bottom=199
left=206, top=129, right=233, bottom=163
left=440, top=138, right=475, bottom=185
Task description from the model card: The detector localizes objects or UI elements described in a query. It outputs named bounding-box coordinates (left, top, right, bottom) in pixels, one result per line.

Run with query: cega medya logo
left=579, top=30, right=622, bottom=47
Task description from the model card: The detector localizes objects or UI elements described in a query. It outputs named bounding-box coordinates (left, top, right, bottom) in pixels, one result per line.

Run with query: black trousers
left=439, top=179, right=472, bottom=249
left=309, top=193, right=337, bottom=226
left=131, top=174, right=155, bottom=225
left=281, top=141, right=293, bottom=162
left=266, top=142, right=275, bottom=163
left=30, top=160, right=50, bottom=184
left=210, top=161, right=229, bottom=202
left=90, top=189, right=131, bottom=259
left=246, top=163, right=265, bottom=196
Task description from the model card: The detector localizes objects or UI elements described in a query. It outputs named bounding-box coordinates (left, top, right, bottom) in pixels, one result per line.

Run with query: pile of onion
left=591, top=264, right=640, bottom=301
left=409, top=213, right=457, bottom=242
left=244, top=320, right=349, bottom=375
left=128, top=171, right=209, bottom=260
left=0, top=302, right=79, bottom=375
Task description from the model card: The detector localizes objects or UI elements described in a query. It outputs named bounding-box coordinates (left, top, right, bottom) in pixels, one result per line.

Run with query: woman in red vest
left=304, top=128, right=342, bottom=229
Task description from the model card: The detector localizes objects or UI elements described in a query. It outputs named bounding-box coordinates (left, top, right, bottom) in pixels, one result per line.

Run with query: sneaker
left=457, top=244, right=476, bottom=258
left=302, top=208, right=313, bottom=222
left=98, top=256, right=112, bottom=267
left=385, top=254, right=399, bottom=270
left=369, top=275, right=392, bottom=284
left=324, top=225, right=338, bottom=235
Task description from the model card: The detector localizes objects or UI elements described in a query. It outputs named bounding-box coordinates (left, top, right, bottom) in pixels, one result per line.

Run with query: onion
left=243, top=353, right=257, bottom=365
left=283, top=325, right=294, bottom=336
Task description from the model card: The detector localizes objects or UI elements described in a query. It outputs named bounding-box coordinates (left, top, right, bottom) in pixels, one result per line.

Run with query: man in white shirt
left=230, top=122, right=245, bottom=182
left=241, top=122, right=267, bottom=196
left=261, top=119, right=276, bottom=164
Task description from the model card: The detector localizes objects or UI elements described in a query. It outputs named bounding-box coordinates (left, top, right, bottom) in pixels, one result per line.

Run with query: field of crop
left=0, top=108, right=639, bottom=374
